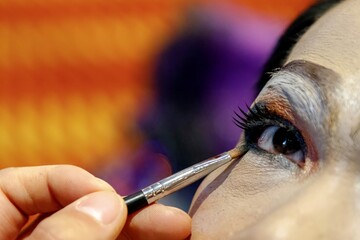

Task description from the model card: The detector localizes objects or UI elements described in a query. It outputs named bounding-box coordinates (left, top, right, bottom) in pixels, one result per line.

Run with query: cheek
left=189, top=151, right=301, bottom=239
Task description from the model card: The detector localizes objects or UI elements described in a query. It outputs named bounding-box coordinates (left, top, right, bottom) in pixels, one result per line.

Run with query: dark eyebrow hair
left=256, top=0, right=343, bottom=93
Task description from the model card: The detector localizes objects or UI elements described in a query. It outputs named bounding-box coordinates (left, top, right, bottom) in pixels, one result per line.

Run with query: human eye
left=233, top=103, right=307, bottom=167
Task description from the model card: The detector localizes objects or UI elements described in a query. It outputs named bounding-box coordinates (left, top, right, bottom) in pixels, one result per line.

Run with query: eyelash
left=233, top=103, right=307, bottom=154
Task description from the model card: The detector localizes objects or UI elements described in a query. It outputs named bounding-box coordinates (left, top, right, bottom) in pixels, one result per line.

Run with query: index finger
left=0, top=165, right=114, bottom=239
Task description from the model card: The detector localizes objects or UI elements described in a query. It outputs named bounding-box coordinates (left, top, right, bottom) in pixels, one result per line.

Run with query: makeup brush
left=124, top=147, right=242, bottom=214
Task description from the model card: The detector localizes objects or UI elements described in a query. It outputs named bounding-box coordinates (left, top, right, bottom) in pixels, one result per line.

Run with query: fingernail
left=76, top=192, right=121, bottom=225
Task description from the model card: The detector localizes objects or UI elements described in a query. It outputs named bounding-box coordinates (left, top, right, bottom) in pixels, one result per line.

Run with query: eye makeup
left=233, top=102, right=307, bottom=167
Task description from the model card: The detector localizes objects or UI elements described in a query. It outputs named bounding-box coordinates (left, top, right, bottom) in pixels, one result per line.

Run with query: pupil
left=272, top=128, right=300, bottom=155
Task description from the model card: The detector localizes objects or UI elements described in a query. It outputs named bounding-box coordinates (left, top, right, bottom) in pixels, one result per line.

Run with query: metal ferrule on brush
left=124, top=150, right=239, bottom=214
left=143, top=152, right=232, bottom=204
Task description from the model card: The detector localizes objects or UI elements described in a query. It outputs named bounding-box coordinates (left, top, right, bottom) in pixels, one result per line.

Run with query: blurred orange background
left=0, top=0, right=315, bottom=200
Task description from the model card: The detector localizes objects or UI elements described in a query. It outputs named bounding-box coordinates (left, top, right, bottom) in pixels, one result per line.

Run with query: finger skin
left=0, top=165, right=191, bottom=240
left=0, top=165, right=114, bottom=239
left=119, top=204, right=191, bottom=240
left=26, top=191, right=127, bottom=240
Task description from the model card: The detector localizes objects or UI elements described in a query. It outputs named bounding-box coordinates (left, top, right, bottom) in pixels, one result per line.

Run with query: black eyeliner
left=233, top=102, right=307, bottom=154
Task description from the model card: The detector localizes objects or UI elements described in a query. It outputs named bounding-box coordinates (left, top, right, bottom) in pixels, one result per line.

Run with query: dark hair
left=256, top=0, right=343, bottom=92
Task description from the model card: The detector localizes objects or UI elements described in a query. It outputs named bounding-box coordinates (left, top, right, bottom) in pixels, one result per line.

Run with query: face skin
left=189, top=0, right=360, bottom=239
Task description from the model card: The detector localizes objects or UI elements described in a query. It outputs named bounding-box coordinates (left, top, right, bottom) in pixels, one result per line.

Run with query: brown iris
left=273, top=128, right=301, bottom=155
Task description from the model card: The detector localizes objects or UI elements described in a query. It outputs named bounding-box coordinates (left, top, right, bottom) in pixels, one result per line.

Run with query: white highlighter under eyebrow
left=124, top=148, right=242, bottom=214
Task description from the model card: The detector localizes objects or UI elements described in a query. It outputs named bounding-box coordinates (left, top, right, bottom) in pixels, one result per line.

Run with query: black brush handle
left=124, top=191, right=148, bottom=215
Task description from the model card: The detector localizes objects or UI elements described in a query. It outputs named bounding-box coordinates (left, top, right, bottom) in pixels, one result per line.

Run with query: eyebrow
left=257, top=60, right=339, bottom=134
left=282, top=60, right=339, bottom=87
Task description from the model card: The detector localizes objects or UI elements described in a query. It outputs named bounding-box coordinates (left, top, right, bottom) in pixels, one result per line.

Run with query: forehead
left=286, top=0, right=360, bottom=79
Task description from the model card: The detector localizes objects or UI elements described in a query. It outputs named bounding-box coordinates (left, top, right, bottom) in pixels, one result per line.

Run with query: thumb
left=25, top=191, right=127, bottom=240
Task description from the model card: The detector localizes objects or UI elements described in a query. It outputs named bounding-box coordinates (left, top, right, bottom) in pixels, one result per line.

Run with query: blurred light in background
left=0, top=0, right=315, bottom=210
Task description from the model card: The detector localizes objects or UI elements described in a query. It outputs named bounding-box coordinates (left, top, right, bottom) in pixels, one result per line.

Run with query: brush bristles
left=228, top=147, right=242, bottom=159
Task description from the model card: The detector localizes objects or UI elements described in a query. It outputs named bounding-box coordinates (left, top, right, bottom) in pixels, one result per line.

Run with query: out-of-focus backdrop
left=0, top=0, right=315, bottom=210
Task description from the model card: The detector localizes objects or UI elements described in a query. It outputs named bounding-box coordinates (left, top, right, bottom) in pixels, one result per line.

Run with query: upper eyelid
left=262, top=71, right=326, bottom=132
